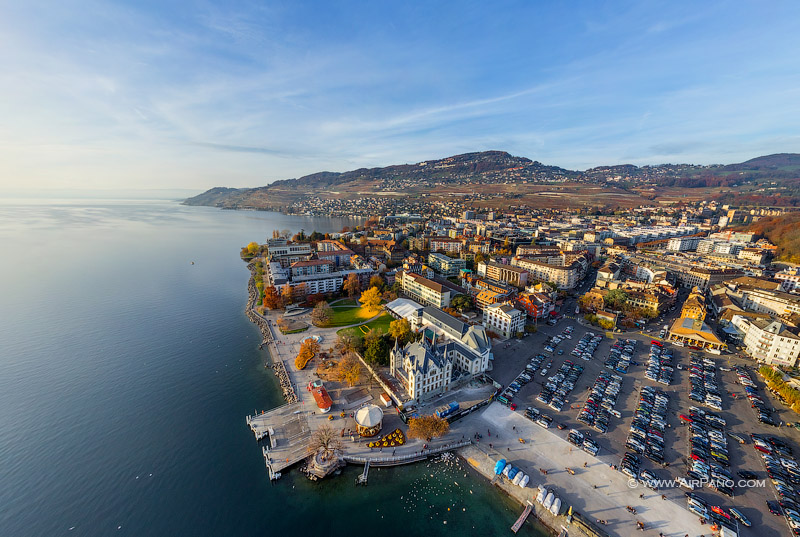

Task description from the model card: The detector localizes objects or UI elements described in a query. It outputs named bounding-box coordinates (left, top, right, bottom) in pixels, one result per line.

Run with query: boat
left=549, top=497, right=562, bottom=516
left=503, top=466, right=511, bottom=477
left=508, top=467, right=519, bottom=480
left=512, top=472, right=524, bottom=486
left=519, top=474, right=530, bottom=488
left=536, top=486, right=546, bottom=503
left=494, top=459, right=507, bottom=475
left=543, top=492, right=555, bottom=510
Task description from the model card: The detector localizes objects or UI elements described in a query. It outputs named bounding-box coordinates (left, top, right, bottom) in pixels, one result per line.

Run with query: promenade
left=456, top=403, right=708, bottom=537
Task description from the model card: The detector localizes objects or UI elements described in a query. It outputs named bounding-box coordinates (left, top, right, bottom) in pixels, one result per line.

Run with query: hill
left=742, top=213, right=800, bottom=263
left=183, top=151, right=800, bottom=213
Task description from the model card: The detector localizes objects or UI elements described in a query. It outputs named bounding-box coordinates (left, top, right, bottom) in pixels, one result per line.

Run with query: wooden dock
left=511, top=501, right=533, bottom=534
left=246, top=402, right=311, bottom=480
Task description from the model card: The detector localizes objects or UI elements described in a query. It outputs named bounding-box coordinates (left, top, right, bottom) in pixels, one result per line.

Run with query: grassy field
left=336, top=313, right=393, bottom=342
left=325, top=304, right=381, bottom=327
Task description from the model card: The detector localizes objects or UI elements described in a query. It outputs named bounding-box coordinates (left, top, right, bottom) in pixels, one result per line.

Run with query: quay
left=246, top=402, right=311, bottom=480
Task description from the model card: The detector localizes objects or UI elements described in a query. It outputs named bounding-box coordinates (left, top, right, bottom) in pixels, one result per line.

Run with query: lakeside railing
left=343, top=439, right=472, bottom=465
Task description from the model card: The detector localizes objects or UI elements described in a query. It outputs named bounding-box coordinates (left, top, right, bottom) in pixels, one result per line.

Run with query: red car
left=754, top=444, right=771, bottom=454
left=509, top=403, right=517, bottom=411
left=651, top=340, right=663, bottom=346
left=679, top=414, right=692, bottom=422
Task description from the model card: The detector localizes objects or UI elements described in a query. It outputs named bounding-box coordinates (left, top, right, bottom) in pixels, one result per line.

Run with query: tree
left=334, top=353, right=363, bottom=387
left=280, top=229, right=290, bottom=239
left=307, top=424, right=342, bottom=460
left=311, top=301, right=333, bottom=326
left=369, top=275, right=385, bottom=290
left=263, top=286, right=283, bottom=309
left=281, top=285, right=294, bottom=305
left=246, top=241, right=260, bottom=254
left=474, top=252, right=485, bottom=264
left=408, top=415, right=450, bottom=441
left=363, top=329, right=389, bottom=365
left=388, top=318, right=411, bottom=344
left=344, top=273, right=361, bottom=298
left=598, top=318, right=615, bottom=330
left=604, top=289, right=629, bottom=311
left=360, top=286, right=382, bottom=312
left=334, top=332, right=358, bottom=356
left=295, top=338, right=320, bottom=369
left=451, top=294, right=473, bottom=312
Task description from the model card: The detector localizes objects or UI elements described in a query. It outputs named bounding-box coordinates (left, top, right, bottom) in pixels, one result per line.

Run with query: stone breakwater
left=246, top=263, right=298, bottom=404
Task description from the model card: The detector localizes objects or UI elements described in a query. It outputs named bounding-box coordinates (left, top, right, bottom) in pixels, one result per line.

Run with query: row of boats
left=494, top=459, right=562, bottom=515
left=494, top=459, right=530, bottom=487
left=536, top=484, right=562, bottom=516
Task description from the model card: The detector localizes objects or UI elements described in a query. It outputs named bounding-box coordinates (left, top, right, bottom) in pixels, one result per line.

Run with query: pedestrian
left=507, top=448, right=510, bottom=452
left=661, top=494, right=666, bottom=500
left=639, top=493, right=644, bottom=499
left=583, top=462, right=588, bottom=468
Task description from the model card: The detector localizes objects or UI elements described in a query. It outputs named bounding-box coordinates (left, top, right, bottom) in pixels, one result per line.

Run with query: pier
left=511, top=501, right=533, bottom=534
left=246, top=402, right=311, bottom=480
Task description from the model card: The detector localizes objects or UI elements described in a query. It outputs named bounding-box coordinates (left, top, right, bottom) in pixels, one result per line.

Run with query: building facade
left=400, top=271, right=452, bottom=308
left=483, top=303, right=525, bottom=339
left=731, top=315, right=800, bottom=367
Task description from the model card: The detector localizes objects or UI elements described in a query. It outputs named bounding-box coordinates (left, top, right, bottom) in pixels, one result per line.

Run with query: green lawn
left=329, top=297, right=357, bottom=306
left=324, top=304, right=381, bottom=327
left=336, top=313, right=393, bottom=342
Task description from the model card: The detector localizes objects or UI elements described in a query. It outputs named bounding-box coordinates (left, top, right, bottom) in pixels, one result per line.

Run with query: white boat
left=519, top=474, right=530, bottom=488
left=512, top=472, right=524, bottom=486
left=503, top=466, right=511, bottom=477
left=536, top=485, right=546, bottom=503
left=549, top=497, right=562, bottom=516
left=543, top=492, right=555, bottom=510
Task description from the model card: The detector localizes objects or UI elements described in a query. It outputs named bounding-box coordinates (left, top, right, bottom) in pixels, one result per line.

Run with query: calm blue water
left=0, top=198, right=546, bottom=536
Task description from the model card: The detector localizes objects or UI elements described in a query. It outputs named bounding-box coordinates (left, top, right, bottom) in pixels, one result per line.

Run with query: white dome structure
left=354, top=404, right=384, bottom=437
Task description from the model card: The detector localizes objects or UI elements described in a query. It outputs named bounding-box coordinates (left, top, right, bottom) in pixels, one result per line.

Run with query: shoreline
left=243, top=260, right=562, bottom=536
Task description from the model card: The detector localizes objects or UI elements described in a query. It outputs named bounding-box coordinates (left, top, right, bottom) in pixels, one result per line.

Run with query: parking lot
left=490, top=316, right=800, bottom=536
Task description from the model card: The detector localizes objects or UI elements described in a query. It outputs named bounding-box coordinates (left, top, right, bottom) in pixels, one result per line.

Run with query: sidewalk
left=457, top=403, right=708, bottom=537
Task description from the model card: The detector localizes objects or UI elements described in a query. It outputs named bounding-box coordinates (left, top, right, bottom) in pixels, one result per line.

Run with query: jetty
left=511, top=501, right=533, bottom=534
left=246, top=402, right=311, bottom=480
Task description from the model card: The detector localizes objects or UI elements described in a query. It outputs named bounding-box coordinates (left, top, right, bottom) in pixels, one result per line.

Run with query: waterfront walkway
left=246, top=402, right=311, bottom=479
left=457, top=403, right=708, bottom=537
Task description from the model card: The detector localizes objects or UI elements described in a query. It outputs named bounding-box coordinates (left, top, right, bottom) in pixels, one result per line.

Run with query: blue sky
left=2, top=0, right=799, bottom=191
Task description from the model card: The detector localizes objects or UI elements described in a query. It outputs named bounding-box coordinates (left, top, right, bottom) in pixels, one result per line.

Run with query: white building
left=401, top=271, right=452, bottom=308
left=775, top=268, right=800, bottom=292
left=667, top=237, right=700, bottom=252
left=427, top=252, right=466, bottom=277
left=483, top=303, right=525, bottom=339
left=389, top=307, right=492, bottom=402
left=731, top=315, right=800, bottom=367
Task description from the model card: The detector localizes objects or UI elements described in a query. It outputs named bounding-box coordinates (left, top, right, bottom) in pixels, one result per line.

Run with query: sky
left=1, top=0, right=800, bottom=192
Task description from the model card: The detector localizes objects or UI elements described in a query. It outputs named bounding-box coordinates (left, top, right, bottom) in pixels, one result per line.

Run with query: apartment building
left=429, top=237, right=464, bottom=253
left=265, top=239, right=313, bottom=267
left=289, top=259, right=334, bottom=278
left=483, top=303, right=525, bottom=339
left=400, top=271, right=452, bottom=308
left=478, top=261, right=529, bottom=288
left=510, top=257, right=580, bottom=289
left=427, top=253, right=466, bottom=277
left=667, top=237, right=700, bottom=252
left=731, top=315, right=800, bottom=367
left=775, top=267, right=800, bottom=292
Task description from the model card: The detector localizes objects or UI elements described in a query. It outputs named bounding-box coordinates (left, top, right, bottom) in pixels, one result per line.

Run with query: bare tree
left=307, top=424, right=343, bottom=460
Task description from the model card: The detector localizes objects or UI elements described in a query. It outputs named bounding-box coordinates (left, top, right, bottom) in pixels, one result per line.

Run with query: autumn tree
left=281, top=285, right=294, bottom=305
left=360, top=286, right=382, bottom=312
left=294, top=338, right=320, bottom=370
left=307, top=424, right=343, bottom=460
left=263, top=286, right=283, bottom=309
left=343, top=273, right=361, bottom=298
left=450, top=294, right=473, bottom=312
left=334, top=353, right=363, bottom=386
left=311, top=301, right=333, bottom=326
left=408, top=415, right=450, bottom=441
left=388, top=318, right=411, bottom=344
left=362, top=328, right=389, bottom=365
left=369, top=275, right=385, bottom=290
left=247, top=241, right=260, bottom=254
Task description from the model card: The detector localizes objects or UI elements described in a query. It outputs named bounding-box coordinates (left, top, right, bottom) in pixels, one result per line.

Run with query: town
left=243, top=203, right=800, bottom=537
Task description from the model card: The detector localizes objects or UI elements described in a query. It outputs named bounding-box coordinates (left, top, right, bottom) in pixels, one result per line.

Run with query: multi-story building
left=427, top=253, right=466, bottom=277
left=667, top=237, right=700, bottom=252
left=265, top=239, right=313, bottom=268
left=400, top=271, right=451, bottom=308
left=510, top=257, right=582, bottom=289
left=478, top=261, right=529, bottom=288
left=483, top=303, right=525, bottom=339
left=775, top=267, right=800, bottom=292
left=667, top=288, right=726, bottom=353
left=389, top=307, right=492, bottom=402
left=514, top=291, right=555, bottom=320
left=737, top=248, right=767, bottom=265
left=429, top=237, right=463, bottom=253
left=731, top=315, right=800, bottom=367
left=290, top=259, right=334, bottom=278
